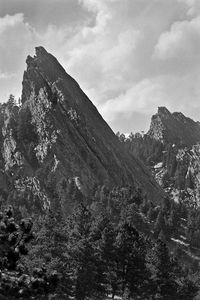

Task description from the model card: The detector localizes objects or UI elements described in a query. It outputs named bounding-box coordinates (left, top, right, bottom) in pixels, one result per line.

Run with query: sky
left=1, top=0, right=200, bottom=133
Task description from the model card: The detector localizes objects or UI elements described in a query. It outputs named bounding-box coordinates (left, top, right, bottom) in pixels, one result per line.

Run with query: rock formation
left=0, top=47, right=164, bottom=214
left=148, top=107, right=200, bottom=146
left=120, top=107, right=200, bottom=205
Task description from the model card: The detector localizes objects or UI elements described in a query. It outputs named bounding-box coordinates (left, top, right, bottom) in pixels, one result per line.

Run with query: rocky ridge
left=120, top=107, right=200, bottom=206
left=148, top=106, right=200, bottom=146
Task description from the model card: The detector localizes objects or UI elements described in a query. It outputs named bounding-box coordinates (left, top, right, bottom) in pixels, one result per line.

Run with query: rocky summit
left=148, top=106, right=200, bottom=146
left=0, top=47, right=163, bottom=213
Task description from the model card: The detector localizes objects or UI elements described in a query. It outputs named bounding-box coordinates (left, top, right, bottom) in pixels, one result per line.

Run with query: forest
left=1, top=183, right=200, bottom=300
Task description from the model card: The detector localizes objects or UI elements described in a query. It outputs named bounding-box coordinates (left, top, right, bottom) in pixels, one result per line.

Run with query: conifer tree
left=0, top=206, right=58, bottom=299
left=115, top=222, right=149, bottom=299
left=66, top=204, right=106, bottom=300
left=147, top=239, right=179, bottom=299
left=26, top=200, right=71, bottom=299
left=7, top=94, right=16, bottom=110
left=92, top=213, right=118, bottom=298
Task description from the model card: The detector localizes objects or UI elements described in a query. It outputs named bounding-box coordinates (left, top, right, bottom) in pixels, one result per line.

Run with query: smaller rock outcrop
left=119, top=107, right=200, bottom=206
left=148, top=107, right=200, bottom=147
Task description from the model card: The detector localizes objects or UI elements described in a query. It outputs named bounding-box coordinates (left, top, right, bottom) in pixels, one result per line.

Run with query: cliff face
left=121, top=107, right=200, bottom=205
left=148, top=107, right=200, bottom=146
left=0, top=47, right=163, bottom=213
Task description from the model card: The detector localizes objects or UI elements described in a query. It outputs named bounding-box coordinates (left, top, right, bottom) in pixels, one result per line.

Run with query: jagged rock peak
left=35, top=46, right=48, bottom=56
left=157, top=106, right=171, bottom=117
left=27, top=46, right=49, bottom=59
left=26, top=47, right=49, bottom=66
left=21, top=46, right=78, bottom=105
left=24, top=46, right=66, bottom=74
left=148, top=107, right=200, bottom=146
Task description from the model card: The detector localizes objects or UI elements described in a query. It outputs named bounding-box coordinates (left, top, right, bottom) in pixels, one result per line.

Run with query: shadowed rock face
left=0, top=47, right=164, bottom=213
left=148, top=107, right=200, bottom=147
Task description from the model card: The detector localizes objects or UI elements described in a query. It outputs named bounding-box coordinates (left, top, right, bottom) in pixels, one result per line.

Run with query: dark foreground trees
left=0, top=206, right=58, bottom=299
left=1, top=200, right=198, bottom=299
left=50, top=204, right=199, bottom=299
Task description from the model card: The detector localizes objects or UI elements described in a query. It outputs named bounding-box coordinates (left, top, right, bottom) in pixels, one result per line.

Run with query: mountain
left=0, top=47, right=163, bottom=213
left=119, top=107, right=200, bottom=205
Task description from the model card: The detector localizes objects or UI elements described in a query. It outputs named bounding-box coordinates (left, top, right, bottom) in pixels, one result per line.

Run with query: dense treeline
left=23, top=200, right=198, bottom=300
left=116, top=132, right=163, bottom=165
left=0, top=206, right=58, bottom=299
left=0, top=184, right=198, bottom=300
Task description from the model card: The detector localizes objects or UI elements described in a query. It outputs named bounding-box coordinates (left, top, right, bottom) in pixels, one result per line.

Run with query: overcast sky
left=1, top=0, right=200, bottom=133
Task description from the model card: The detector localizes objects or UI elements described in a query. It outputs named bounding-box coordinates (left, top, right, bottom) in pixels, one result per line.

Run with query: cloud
left=154, top=16, right=200, bottom=64
left=0, top=13, right=36, bottom=101
left=65, top=0, right=195, bottom=131
left=2, top=0, right=200, bottom=132
left=0, top=13, right=22, bottom=34
left=0, top=0, right=90, bottom=30
left=0, top=13, right=36, bottom=74
left=178, top=0, right=200, bottom=16
left=0, top=72, right=16, bottom=79
left=62, top=0, right=147, bottom=110
left=100, top=79, right=166, bottom=121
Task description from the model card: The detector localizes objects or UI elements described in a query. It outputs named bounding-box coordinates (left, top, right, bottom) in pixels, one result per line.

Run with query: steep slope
left=0, top=47, right=163, bottom=213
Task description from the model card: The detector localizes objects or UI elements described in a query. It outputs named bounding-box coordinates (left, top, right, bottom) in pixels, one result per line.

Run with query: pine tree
left=7, top=94, right=16, bottom=110
left=176, top=276, right=198, bottom=299
left=0, top=206, right=58, bottom=299
left=93, top=213, right=118, bottom=298
left=26, top=200, right=71, bottom=299
left=146, top=239, right=177, bottom=299
left=66, top=204, right=106, bottom=300
left=115, top=222, right=149, bottom=299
